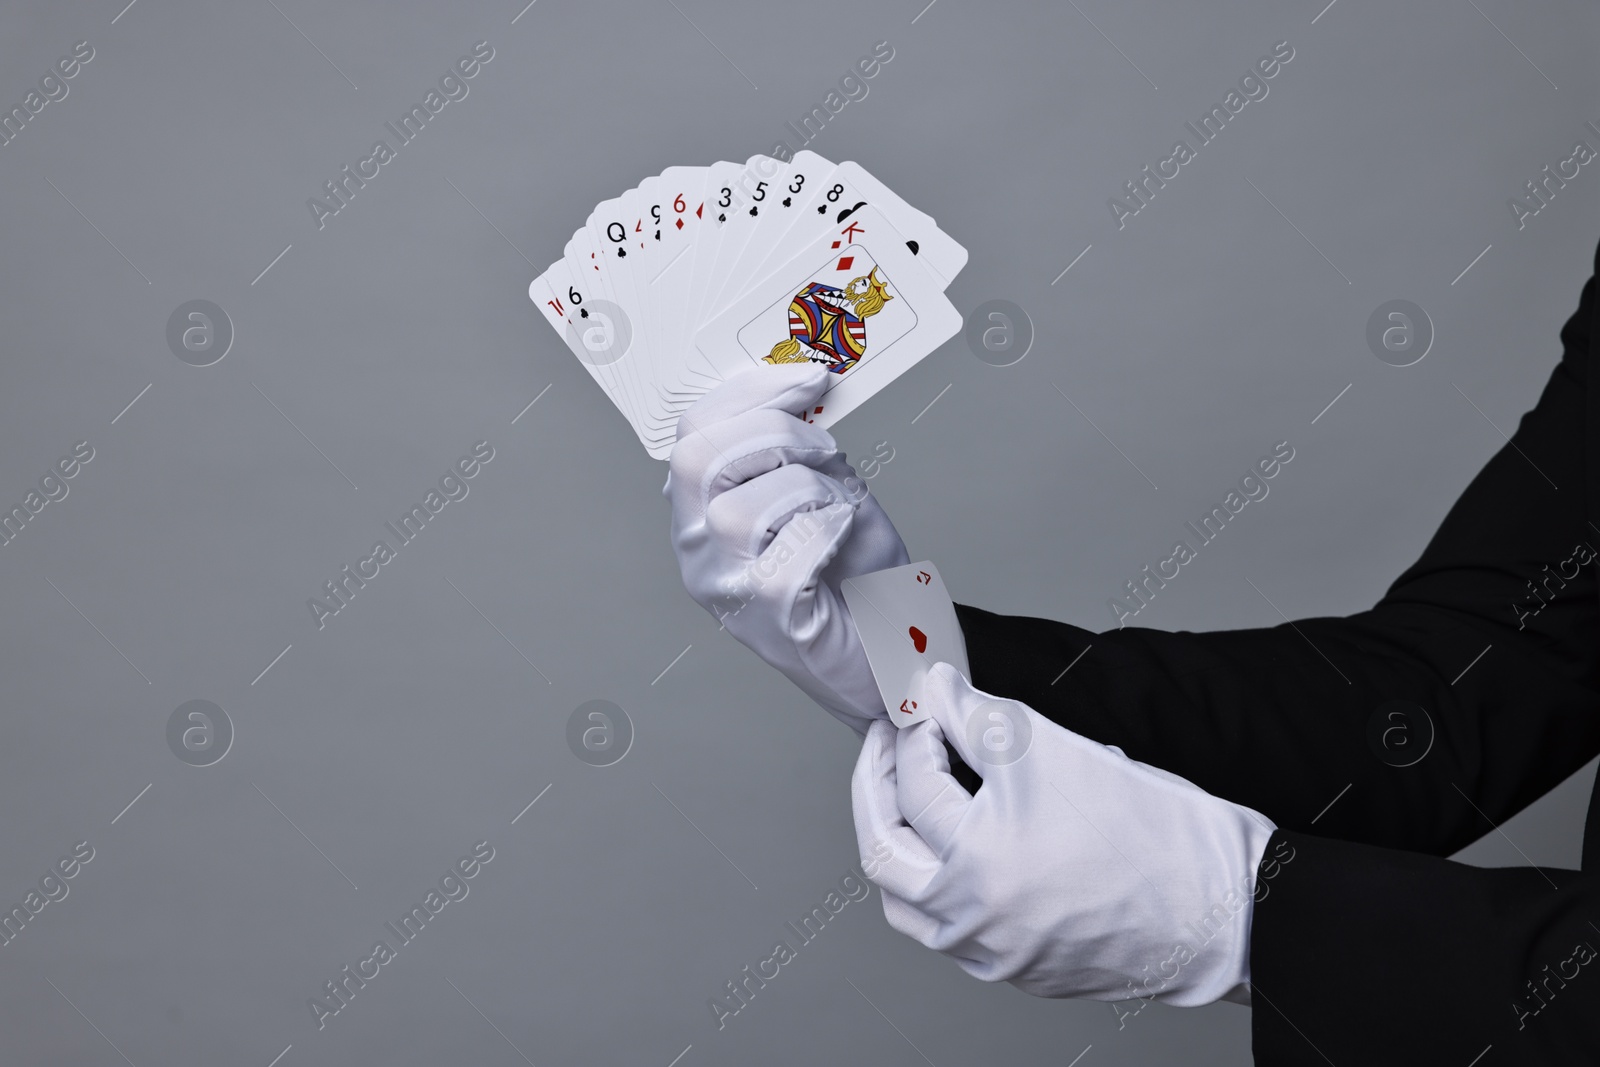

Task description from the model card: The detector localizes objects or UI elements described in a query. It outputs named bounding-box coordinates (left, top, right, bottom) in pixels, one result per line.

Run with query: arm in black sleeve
left=1249, top=830, right=1600, bottom=1064
left=952, top=244, right=1600, bottom=1061
left=953, top=244, right=1600, bottom=857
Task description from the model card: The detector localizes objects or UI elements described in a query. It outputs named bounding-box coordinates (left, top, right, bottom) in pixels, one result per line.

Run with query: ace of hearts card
left=842, top=560, right=970, bottom=728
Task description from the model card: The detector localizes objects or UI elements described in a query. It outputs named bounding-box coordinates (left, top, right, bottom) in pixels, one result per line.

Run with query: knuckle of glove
left=673, top=408, right=840, bottom=496
left=703, top=462, right=849, bottom=548
left=883, top=901, right=929, bottom=943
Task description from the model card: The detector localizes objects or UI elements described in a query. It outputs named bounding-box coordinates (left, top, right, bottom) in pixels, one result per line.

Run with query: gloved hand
left=663, top=364, right=909, bottom=735
left=852, top=662, right=1276, bottom=1005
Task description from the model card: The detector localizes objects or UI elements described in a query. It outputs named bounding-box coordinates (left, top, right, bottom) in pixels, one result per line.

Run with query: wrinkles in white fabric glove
left=852, top=663, right=1277, bottom=1006
left=663, top=364, right=909, bottom=735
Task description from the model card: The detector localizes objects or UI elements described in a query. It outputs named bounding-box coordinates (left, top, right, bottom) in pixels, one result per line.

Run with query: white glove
left=663, top=364, right=910, bottom=735
left=852, top=662, right=1276, bottom=1006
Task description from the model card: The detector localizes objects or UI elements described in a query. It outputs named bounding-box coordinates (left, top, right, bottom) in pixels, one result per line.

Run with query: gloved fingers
left=672, top=363, right=830, bottom=445
left=668, top=407, right=841, bottom=518
left=791, top=589, right=887, bottom=719
left=877, top=884, right=942, bottom=949
left=851, top=721, right=941, bottom=904
left=704, top=462, right=855, bottom=563
left=729, top=472, right=879, bottom=701
left=883, top=895, right=992, bottom=985
left=894, top=719, right=973, bottom=857
left=818, top=484, right=911, bottom=590
left=822, top=702, right=875, bottom=739
left=912, top=662, right=1036, bottom=788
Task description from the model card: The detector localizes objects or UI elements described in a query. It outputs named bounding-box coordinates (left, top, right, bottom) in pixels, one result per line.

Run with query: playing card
left=530, top=258, right=633, bottom=420
left=686, top=160, right=743, bottom=329
left=649, top=166, right=707, bottom=372
left=559, top=228, right=653, bottom=437
left=568, top=221, right=669, bottom=448
left=823, top=161, right=967, bottom=285
left=841, top=560, right=969, bottom=728
left=647, top=165, right=724, bottom=397
left=695, top=205, right=961, bottom=431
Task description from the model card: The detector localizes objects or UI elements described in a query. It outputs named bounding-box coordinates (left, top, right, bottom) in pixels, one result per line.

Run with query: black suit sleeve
left=951, top=238, right=1600, bottom=1063
left=1248, top=830, right=1600, bottom=1064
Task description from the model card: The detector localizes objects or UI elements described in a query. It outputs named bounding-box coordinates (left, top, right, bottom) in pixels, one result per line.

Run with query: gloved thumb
left=916, top=663, right=1037, bottom=784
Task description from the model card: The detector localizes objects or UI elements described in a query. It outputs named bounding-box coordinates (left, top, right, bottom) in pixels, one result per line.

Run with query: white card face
left=695, top=205, right=961, bottom=432
left=716, top=151, right=832, bottom=308
left=561, top=229, right=644, bottom=428
left=649, top=165, right=721, bottom=396
left=554, top=235, right=668, bottom=454
left=619, top=183, right=679, bottom=431
left=627, top=178, right=688, bottom=434
left=567, top=225, right=656, bottom=447
left=577, top=202, right=644, bottom=398
left=651, top=166, right=705, bottom=366
left=587, top=190, right=679, bottom=442
left=842, top=560, right=969, bottom=728
left=702, top=153, right=786, bottom=318
left=686, top=160, right=742, bottom=328
left=531, top=262, right=633, bottom=419
left=633, top=175, right=666, bottom=351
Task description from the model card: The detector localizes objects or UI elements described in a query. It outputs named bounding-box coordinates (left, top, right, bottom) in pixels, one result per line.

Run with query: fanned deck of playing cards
left=529, top=153, right=967, bottom=459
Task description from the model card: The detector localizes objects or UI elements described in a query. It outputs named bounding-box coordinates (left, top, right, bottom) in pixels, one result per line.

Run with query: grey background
left=0, top=0, right=1596, bottom=1064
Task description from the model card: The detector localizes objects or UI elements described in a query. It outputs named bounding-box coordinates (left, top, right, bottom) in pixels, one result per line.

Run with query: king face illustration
left=763, top=266, right=893, bottom=374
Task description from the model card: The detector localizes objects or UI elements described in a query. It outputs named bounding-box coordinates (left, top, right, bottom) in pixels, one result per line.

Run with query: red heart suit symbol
left=908, top=626, right=927, bottom=654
